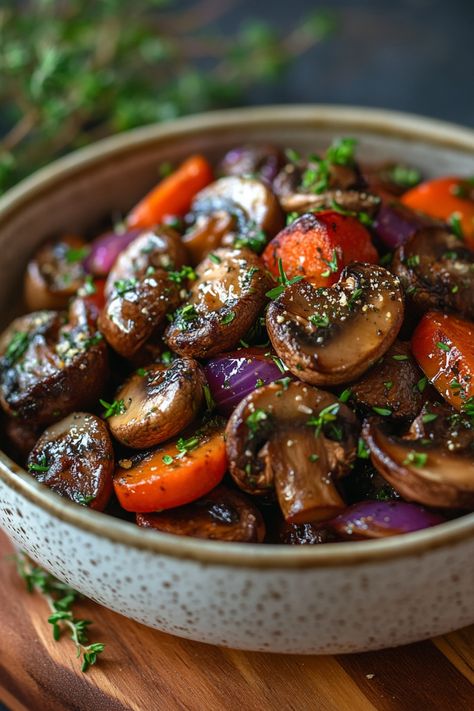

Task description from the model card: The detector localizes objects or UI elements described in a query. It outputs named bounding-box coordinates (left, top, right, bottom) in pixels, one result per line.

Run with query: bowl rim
left=1, top=104, right=473, bottom=569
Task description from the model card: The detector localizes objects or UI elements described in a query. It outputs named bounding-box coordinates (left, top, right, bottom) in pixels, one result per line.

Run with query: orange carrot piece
left=127, top=154, right=214, bottom=229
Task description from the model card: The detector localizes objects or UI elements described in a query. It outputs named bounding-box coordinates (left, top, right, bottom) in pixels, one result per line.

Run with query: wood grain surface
left=0, top=531, right=472, bottom=711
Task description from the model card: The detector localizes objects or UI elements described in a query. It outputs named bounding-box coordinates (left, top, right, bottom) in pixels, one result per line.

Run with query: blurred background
left=1, top=0, right=473, bottom=195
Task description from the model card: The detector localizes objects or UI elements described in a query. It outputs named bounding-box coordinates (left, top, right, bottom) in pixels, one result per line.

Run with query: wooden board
left=0, top=530, right=473, bottom=711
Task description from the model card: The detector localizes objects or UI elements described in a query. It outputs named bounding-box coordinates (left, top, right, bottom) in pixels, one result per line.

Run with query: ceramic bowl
left=0, top=106, right=473, bottom=654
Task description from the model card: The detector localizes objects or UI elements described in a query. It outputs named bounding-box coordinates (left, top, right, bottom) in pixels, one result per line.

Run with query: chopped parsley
left=113, top=278, right=138, bottom=296
left=436, top=341, right=450, bottom=353
left=136, top=368, right=147, bottom=377
left=173, top=303, right=198, bottom=330
left=392, top=354, right=409, bottom=361
left=100, top=399, right=126, bottom=418
left=265, top=258, right=304, bottom=299
left=422, top=411, right=438, bottom=424
left=221, top=311, right=236, bottom=325
left=308, top=453, right=320, bottom=462
left=321, top=249, right=339, bottom=278
left=372, top=406, right=392, bottom=416
left=348, top=287, right=363, bottom=310
left=203, top=384, right=215, bottom=411
left=339, top=387, right=352, bottom=403
left=389, top=164, right=421, bottom=189
left=4, top=331, right=29, bottom=365
left=448, top=212, right=464, bottom=240
left=309, top=313, right=330, bottom=328
left=234, top=223, right=267, bottom=254
left=357, top=437, right=370, bottom=459
left=417, top=376, right=428, bottom=393
left=65, top=246, right=90, bottom=264
left=77, top=495, right=95, bottom=506
left=161, top=350, right=173, bottom=365
left=300, top=137, right=357, bottom=194
left=167, top=265, right=197, bottom=284
left=176, top=435, right=200, bottom=457
left=307, top=402, right=340, bottom=437
left=384, top=380, right=393, bottom=390
left=403, top=451, right=428, bottom=468
left=405, top=254, right=420, bottom=268
left=162, top=454, right=174, bottom=465
left=208, top=253, right=221, bottom=265
left=28, top=455, right=49, bottom=473
left=246, top=408, right=268, bottom=434
left=81, top=275, right=96, bottom=295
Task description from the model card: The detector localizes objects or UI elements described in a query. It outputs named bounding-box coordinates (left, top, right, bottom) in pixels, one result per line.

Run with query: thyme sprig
left=15, top=552, right=105, bottom=672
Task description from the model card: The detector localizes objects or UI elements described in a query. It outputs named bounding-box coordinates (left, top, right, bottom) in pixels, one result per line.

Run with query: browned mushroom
left=24, top=235, right=88, bottom=310
left=136, top=485, right=265, bottom=542
left=278, top=521, right=335, bottom=545
left=350, top=340, right=426, bottom=419
left=361, top=162, right=422, bottom=199
left=266, top=263, right=404, bottom=386
left=391, top=226, right=474, bottom=319
left=164, top=247, right=271, bottom=358
left=99, top=227, right=189, bottom=359
left=218, top=144, right=284, bottom=184
left=27, top=412, right=114, bottom=510
left=225, top=381, right=359, bottom=523
left=363, top=402, right=474, bottom=509
left=2, top=416, right=42, bottom=463
left=183, top=176, right=284, bottom=262
left=107, top=358, right=206, bottom=448
left=0, top=299, right=108, bottom=427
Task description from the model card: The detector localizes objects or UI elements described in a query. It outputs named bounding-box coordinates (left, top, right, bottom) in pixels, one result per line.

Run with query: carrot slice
left=113, top=420, right=227, bottom=512
left=411, top=311, right=474, bottom=410
left=401, top=176, right=474, bottom=248
left=127, top=154, right=214, bottom=229
left=262, top=211, right=378, bottom=288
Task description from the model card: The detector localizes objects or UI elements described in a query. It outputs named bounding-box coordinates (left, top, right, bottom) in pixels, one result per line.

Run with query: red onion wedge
left=374, top=202, right=430, bottom=249
left=203, top=348, right=290, bottom=416
left=328, top=500, right=445, bottom=540
left=84, top=228, right=142, bottom=276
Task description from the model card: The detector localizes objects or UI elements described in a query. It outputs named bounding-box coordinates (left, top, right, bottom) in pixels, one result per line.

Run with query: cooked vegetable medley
left=1, top=140, right=474, bottom=544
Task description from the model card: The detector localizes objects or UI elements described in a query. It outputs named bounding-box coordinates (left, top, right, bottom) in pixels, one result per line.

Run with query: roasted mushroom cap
left=0, top=300, right=108, bottom=426
left=218, top=144, right=284, bottom=184
left=392, top=226, right=474, bottom=319
left=24, top=235, right=88, bottom=311
left=99, top=228, right=188, bottom=359
left=363, top=402, right=474, bottom=509
left=27, top=412, right=114, bottom=510
left=226, top=381, right=359, bottom=523
left=164, top=247, right=270, bottom=358
left=182, top=211, right=235, bottom=265
left=351, top=340, right=426, bottom=420
left=267, top=263, right=404, bottom=386
left=278, top=521, right=335, bottom=545
left=2, top=416, right=42, bottom=463
left=108, top=358, right=206, bottom=448
left=136, top=485, right=265, bottom=542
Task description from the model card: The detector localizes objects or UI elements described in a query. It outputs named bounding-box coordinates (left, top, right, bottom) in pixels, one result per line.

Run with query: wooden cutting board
left=0, top=531, right=473, bottom=711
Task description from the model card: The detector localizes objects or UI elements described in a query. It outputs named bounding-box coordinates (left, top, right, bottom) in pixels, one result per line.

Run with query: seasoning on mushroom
left=164, top=247, right=271, bottom=358
left=98, top=227, right=189, bottom=359
left=27, top=412, right=114, bottom=510
left=350, top=340, right=426, bottom=420
left=0, top=299, right=108, bottom=426
left=391, top=226, right=474, bottom=319
left=24, top=234, right=89, bottom=311
left=137, top=484, right=265, bottom=542
left=107, top=358, right=206, bottom=449
left=363, top=402, right=474, bottom=510
left=266, top=263, right=404, bottom=386
left=225, top=381, right=359, bottom=523
left=183, top=175, right=284, bottom=262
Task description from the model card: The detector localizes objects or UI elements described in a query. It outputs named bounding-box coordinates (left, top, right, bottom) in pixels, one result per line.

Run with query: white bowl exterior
left=0, top=106, right=473, bottom=653
left=1, top=479, right=473, bottom=654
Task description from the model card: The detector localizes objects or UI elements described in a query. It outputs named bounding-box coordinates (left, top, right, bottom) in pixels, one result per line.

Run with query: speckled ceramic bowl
left=0, top=106, right=473, bottom=654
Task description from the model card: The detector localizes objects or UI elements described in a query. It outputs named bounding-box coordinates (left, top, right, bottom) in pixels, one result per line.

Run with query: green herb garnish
left=321, top=249, right=339, bottom=277
left=65, top=246, right=90, bottom=264
left=28, top=455, right=49, bottom=473
left=448, top=212, right=464, bottom=240
left=265, top=258, right=304, bottom=299
left=307, top=402, right=340, bottom=437
left=246, top=408, right=268, bottom=434
left=100, top=399, right=126, bottom=418
left=436, top=341, right=450, bottom=353
left=221, top=311, right=236, bottom=325
left=167, top=265, right=197, bottom=284
left=389, top=165, right=421, bottom=188
left=4, top=331, right=29, bottom=365
left=403, top=451, right=428, bottom=468
left=113, top=278, right=138, bottom=296
left=372, top=406, right=392, bottom=416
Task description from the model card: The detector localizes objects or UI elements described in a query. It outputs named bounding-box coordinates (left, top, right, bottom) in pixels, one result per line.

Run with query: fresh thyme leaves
left=403, top=451, right=428, bottom=468
left=417, top=376, right=428, bottom=393
left=372, top=406, right=392, bottom=416
left=15, top=552, right=105, bottom=673
left=176, top=434, right=201, bottom=457
left=100, top=399, right=126, bottom=418
left=4, top=331, right=29, bottom=365
left=234, top=224, right=267, bottom=254
left=448, top=212, right=464, bottom=240
left=300, top=137, right=357, bottom=195
left=392, top=354, right=410, bottom=362
left=221, top=311, right=236, bottom=325
left=246, top=408, right=268, bottom=434
left=65, top=246, right=90, bottom=264
left=307, top=402, right=340, bottom=437
left=309, top=313, right=330, bottom=328
left=173, top=303, right=199, bottom=330
left=208, top=253, right=221, bottom=265
left=167, top=265, right=197, bottom=284
left=389, top=165, right=421, bottom=188
left=422, top=411, right=438, bottom=424
left=436, top=341, right=450, bottom=353
left=321, top=249, right=339, bottom=277
left=329, top=200, right=374, bottom=227
left=357, top=437, right=370, bottom=459
left=113, top=277, right=138, bottom=296
left=347, top=288, right=363, bottom=310
left=266, top=258, right=304, bottom=299
left=203, top=383, right=215, bottom=411
left=271, top=355, right=287, bottom=373
left=338, top=387, right=352, bottom=403
left=28, top=454, right=49, bottom=473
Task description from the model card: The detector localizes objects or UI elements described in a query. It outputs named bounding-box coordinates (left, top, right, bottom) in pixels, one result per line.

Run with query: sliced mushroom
left=183, top=176, right=284, bottom=260
left=391, top=226, right=474, bottom=319
left=351, top=340, right=425, bottom=419
left=225, top=381, right=359, bottom=523
left=363, top=403, right=474, bottom=509
left=279, top=521, right=335, bottom=545
left=107, top=358, right=205, bottom=448
left=24, top=235, right=88, bottom=311
left=136, top=485, right=265, bottom=542
left=267, top=263, right=404, bottom=386
left=0, top=300, right=108, bottom=427
left=99, top=228, right=188, bottom=359
left=27, top=412, right=114, bottom=510
left=182, top=211, right=236, bottom=265
left=164, top=247, right=271, bottom=358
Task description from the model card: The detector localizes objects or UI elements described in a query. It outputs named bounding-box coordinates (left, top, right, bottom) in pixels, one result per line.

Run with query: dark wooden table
left=0, top=532, right=473, bottom=711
